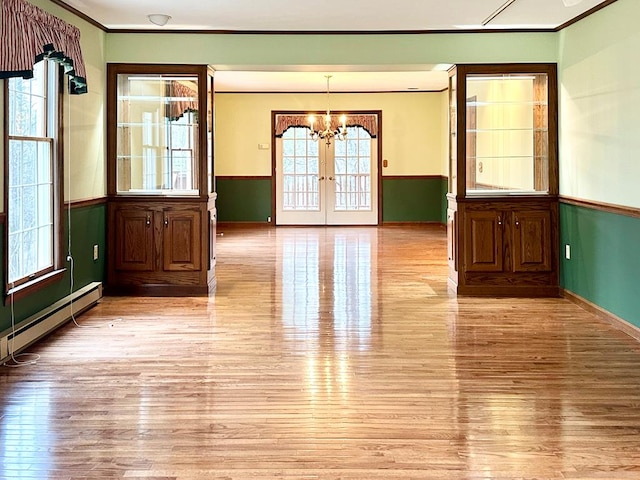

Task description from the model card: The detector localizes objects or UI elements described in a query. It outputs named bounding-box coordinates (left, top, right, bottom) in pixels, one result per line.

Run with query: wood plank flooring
left=2, top=225, right=640, bottom=479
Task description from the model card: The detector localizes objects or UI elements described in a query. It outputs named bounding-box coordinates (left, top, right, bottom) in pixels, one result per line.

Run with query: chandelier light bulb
left=308, top=75, right=348, bottom=146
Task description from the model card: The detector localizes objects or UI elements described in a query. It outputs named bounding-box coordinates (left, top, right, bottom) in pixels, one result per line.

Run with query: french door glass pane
left=334, top=127, right=372, bottom=212
left=282, top=127, right=320, bottom=211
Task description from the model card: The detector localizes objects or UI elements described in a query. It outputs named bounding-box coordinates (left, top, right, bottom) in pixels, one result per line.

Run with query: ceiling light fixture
left=147, top=14, right=172, bottom=26
left=308, top=75, right=347, bottom=146
left=482, top=0, right=517, bottom=26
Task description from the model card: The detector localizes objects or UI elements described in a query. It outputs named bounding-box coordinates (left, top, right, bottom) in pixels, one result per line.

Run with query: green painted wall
left=0, top=204, right=106, bottom=333
left=106, top=32, right=557, bottom=66
left=559, top=203, right=640, bottom=328
left=216, top=176, right=448, bottom=224
left=216, top=177, right=272, bottom=223
left=382, top=177, right=446, bottom=223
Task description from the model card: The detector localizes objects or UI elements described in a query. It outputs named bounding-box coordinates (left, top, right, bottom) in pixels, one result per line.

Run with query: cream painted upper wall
left=558, top=0, right=640, bottom=208
left=214, top=92, right=445, bottom=177
left=0, top=0, right=106, bottom=209
left=106, top=32, right=557, bottom=65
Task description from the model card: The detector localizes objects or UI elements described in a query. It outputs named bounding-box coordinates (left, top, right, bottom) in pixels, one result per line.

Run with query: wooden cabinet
left=108, top=201, right=210, bottom=295
left=106, top=64, right=216, bottom=296
left=452, top=200, right=558, bottom=296
left=447, top=63, right=559, bottom=297
left=464, top=208, right=552, bottom=274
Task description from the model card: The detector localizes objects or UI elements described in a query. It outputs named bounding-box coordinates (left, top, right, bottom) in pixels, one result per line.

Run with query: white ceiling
left=59, top=0, right=613, bottom=92
left=63, top=0, right=609, bottom=31
left=212, top=67, right=452, bottom=93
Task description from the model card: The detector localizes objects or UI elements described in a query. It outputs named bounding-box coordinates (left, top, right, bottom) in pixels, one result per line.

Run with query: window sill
left=5, top=268, right=67, bottom=304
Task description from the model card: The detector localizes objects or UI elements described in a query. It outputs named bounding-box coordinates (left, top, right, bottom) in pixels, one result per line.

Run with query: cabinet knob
left=319, top=176, right=325, bottom=181
left=497, top=215, right=502, bottom=226
left=146, top=215, right=151, bottom=226
left=515, top=219, right=520, bottom=228
left=328, top=176, right=334, bottom=181
left=164, top=217, right=169, bottom=227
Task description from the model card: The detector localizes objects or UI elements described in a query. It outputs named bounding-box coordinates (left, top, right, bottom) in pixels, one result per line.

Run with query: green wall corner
left=216, top=177, right=272, bottom=223
left=382, top=176, right=446, bottom=223
left=0, top=203, right=106, bottom=332
left=215, top=176, right=448, bottom=224
left=560, top=202, right=640, bottom=328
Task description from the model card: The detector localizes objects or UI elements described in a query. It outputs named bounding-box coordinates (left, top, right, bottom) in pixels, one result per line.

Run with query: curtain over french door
left=275, top=116, right=378, bottom=226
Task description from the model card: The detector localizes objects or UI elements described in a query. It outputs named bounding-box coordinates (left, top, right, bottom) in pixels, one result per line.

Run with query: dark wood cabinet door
left=114, top=208, right=154, bottom=272
left=162, top=209, right=201, bottom=271
left=512, top=210, right=552, bottom=272
left=463, top=210, right=503, bottom=272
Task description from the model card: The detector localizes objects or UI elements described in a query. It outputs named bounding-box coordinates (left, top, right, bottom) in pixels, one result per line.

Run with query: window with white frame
left=6, top=60, right=61, bottom=288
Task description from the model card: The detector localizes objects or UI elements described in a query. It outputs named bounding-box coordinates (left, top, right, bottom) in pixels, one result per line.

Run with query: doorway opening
left=273, top=111, right=381, bottom=225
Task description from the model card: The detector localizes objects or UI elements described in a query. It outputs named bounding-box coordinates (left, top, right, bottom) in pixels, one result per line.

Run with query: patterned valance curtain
left=0, top=0, right=88, bottom=94
left=166, top=81, right=198, bottom=121
left=275, top=114, right=378, bottom=138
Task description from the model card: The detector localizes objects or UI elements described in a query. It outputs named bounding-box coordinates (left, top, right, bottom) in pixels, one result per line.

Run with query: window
left=167, top=112, right=196, bottom=190
left=5, top=60, right=62, bottom=290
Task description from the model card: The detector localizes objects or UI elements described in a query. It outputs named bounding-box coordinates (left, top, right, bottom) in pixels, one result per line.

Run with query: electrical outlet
left=565, top=244, right=571, bottom=260
left=267, top=216, right=272, bottom=223
left=93, top=244, right=99, bottom=261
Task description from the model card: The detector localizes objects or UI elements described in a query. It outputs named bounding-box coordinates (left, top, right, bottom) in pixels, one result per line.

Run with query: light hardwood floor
left=2, top=225, right=640, bottom=479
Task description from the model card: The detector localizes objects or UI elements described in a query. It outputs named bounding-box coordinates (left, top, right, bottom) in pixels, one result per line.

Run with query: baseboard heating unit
left=1, top=282, right=102, bottom=362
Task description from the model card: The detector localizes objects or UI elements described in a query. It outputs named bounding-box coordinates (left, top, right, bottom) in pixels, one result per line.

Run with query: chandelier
left=308, top=75, right=347, bottom=146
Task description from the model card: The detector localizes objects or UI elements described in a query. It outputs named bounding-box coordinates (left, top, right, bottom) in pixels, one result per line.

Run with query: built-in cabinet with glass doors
left=447, top=64, right=559, bottom=296
left=106, top=64, right=216, bottom=295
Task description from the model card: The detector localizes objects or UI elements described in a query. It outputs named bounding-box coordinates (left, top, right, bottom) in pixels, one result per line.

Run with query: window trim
left=3, top=61, right=65, bottom=301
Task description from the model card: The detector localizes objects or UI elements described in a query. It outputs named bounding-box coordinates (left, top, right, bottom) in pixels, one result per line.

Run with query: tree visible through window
left=6, top=60, right=60, bottom=288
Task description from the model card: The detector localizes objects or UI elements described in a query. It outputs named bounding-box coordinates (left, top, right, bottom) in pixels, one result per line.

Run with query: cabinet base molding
left=562, top=289, right=640, bottom=342
left=106, top=284, right=210, bottom=297
left=451, top=282, right=559, bottom=297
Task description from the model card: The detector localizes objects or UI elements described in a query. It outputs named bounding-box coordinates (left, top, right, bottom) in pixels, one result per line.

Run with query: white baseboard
left=1, top=282, right=102, bottom=362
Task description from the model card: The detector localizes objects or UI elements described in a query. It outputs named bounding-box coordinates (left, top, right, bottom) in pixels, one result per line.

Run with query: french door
left=276, top=125, right=378, bottom=225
